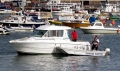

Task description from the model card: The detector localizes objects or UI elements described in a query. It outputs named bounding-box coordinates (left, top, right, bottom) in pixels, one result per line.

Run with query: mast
left=21, top=0, right=25, bottom=11
left=50, top=0, right=53, bottom=18
left=82, top=0, right=83, bottom=10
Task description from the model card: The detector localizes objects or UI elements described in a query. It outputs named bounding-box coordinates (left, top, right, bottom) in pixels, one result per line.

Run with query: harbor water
left=0, top=20, right=120, bottom=71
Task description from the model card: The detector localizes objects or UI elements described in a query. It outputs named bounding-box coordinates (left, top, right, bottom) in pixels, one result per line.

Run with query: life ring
left=117, top=29, right=120, bottom=33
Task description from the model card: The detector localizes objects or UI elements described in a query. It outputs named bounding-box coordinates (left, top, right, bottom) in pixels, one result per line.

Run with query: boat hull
left=1, top=22, right=45, bottom=28
left=49, top=20, right=62, bottom=25
left=62, top=22, right=90, bottom=28
left=10, top=39, right=90, bottom=55
left=57, top=45, right=107, bottom=56
left=0, top=28, right=10, bottom=35
left=10, top=42, right=63, bottom=54
left=80, top=28, right=119, bottom=34
left=0, top=31, right=10, bottom=35
left=11, top=27, right=33, bottom=32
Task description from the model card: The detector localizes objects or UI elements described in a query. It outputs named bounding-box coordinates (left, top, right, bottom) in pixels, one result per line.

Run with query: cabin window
left=95, top=23, right=102, bottom=26
left=57, top=30, right=63, bottom=37
left=35, top=30, right=47, bottom=37
left=43, top=30, right=63, bottom=37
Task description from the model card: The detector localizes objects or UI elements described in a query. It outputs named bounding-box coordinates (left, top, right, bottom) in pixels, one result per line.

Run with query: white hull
left=11, top=27, right=33, bottom=32
left=0, top=32, right=10, bottom=35
left=80, top=21, right=120, bottom=34
left=1, top=21, right=45, bottom=25
left=10, top=37, right=90, bottom=54
left=80, top=28, right=119, bottom=34
left=10, top=42, right=61, bottom=54
left=0, top=28, right=10, bottom=35
left=52, top=11, right=73, bottom=15
left=10, top=43, right=90, bottom=54
left=57, top=45, right=109, bottom=56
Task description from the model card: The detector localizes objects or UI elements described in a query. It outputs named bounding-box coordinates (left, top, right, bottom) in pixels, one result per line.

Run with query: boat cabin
left=93, top=21, right=103, bottom=26
left=35, top=25, right=71, bottom=38
left=35, top=30, right=64, bottom=37
left=91, top=21, right=104, bottom=28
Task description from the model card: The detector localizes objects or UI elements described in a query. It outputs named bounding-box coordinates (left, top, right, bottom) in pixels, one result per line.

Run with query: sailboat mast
left=82, top=0, right=83, bottom=10
left=50, top=0, right=53, bottom=18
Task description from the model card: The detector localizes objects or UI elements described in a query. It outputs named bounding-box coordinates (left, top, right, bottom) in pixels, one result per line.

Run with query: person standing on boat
left=91, top=35, right=99, bottom=51
left=89, top=15, right=97, bottom=25
left=72, top=29, right=78, bottom=42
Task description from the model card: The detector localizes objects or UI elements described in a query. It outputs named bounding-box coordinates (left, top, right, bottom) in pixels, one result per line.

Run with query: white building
left=1, top=0, right=13, bottom=3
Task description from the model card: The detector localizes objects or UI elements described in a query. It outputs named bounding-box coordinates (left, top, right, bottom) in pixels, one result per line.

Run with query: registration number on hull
left=86, top=53, right=103, bottom=56
left=74, top=46, right=86, bottom=50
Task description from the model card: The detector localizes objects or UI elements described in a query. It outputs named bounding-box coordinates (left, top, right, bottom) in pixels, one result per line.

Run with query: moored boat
left=11, top=26, right=33, bottom=32
left=0, top=27, right=10, bottom=35
left=49, top=20, right=62, bottom=25
left=80, top=21, right=120, bottom=34
left=9, top=24, right=110, bottom=56
left=9, top=24, right=91, bottom=55
left=62, top=20, right=90, bottom=28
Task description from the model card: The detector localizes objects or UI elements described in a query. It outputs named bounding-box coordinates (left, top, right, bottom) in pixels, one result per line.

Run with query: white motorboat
left=0, top=28, right=10, bottom=35
left=4, top=26, right=15, bottom=32
left=0, top=15, right=46, bottom=28
left=0, top=24, right=10, bottom=34
left=9, top=25, right=91, bottom=55
left=80, top=21, right=120, bottom=34
left=9, top=25, right=110, bottom=56
left=11, top=26, right=33, bottom=32
left=0, top=10, right=53, bottom=28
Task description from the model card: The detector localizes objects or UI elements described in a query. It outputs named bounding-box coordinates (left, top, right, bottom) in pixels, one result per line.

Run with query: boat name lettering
left=86, top=53, right=103, bottom=56
left=74, top=46, right=85, bottom=50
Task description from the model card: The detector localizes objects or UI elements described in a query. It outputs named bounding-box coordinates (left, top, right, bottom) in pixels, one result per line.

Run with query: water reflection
left=91, top=57, right=99, bottom=71
left=0, top=53, right=112, bottom=71
left=12, top=55, right=92, bottom=71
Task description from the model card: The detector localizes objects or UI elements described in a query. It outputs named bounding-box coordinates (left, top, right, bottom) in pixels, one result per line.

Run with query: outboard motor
left=105, top=48, right=110, bottom=55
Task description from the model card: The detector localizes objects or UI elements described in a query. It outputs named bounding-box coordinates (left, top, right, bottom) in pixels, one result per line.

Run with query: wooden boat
left=62, top=20, right=90, bottom=28
left=49, top=20, right=63, bottom=25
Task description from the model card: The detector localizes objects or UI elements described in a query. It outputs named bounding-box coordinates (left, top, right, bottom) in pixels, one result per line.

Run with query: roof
left=36, top=25, right=71, bottom=30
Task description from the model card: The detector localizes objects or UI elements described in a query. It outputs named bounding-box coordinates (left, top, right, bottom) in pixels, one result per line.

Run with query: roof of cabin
left=36, top=25, right=71, bottom=30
